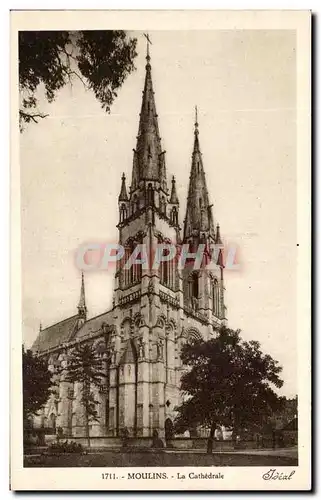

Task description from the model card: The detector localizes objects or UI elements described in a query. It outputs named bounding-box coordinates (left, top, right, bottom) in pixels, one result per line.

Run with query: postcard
left=10, top=9, right=311, bottom=491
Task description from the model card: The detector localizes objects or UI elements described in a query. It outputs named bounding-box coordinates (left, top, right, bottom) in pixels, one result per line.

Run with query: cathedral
left=32, top=44, right=226, bottom=442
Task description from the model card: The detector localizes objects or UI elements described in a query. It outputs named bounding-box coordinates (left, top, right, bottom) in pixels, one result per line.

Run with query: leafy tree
left=174, top=326, right=284, bottom=453
left=22, top=346, right=53, bottom=426
left=19, top=30, right=137, bottom=130
left=266, top=395, right=298, bottom=432
left=65, top=342, right=106, bottom=447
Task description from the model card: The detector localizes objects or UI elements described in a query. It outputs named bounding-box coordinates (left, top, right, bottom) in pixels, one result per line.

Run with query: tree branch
left=65, top=69, right=88, bottom=89
left=58, top=46, right=78, bottom=63
left=56, top=46, right=88, bottom=90
left=19, top=110, right=49, bottom=131
left=20, top=110, right=49, bottom=123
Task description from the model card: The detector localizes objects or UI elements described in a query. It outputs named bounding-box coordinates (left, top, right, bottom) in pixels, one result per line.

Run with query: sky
left=20, top=30, right=297, bottom=397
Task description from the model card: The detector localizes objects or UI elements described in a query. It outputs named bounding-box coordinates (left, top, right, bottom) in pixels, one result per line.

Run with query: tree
left=19, top=30, right=137, bottom=130
left=174, top=326, right=284, bottom=453
left=266, top=395, right=298, bottom=432
left=22, top=346, right=53, bottom=426
left=64, top=342, right=106, bottom=447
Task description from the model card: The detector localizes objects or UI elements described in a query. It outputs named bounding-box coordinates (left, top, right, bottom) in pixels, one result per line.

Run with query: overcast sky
left=21, top=30, right=297, bottom=397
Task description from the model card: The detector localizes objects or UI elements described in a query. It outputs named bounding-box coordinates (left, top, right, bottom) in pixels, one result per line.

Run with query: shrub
left=48, top=440, right=83, bottom=454
left=151, top=430, right=164, bottom=449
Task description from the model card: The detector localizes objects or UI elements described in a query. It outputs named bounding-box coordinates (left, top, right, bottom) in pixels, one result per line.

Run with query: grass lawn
left=24, top=450, right=298, bottom=467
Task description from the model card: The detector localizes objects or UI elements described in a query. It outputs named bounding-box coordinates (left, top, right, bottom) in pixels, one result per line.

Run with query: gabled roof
left=32, top=315, right=79, bottom=353
left=32, top=309, right=115, bottom=354
left=73, top=310, right=114, bottom=341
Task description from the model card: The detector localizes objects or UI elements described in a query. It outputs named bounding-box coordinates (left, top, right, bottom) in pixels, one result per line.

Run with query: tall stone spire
left=130, top=40, right=168, bottom=192
left=77, top=271, right=87, bottom=320
left=183, top=107, right=215, bottom=242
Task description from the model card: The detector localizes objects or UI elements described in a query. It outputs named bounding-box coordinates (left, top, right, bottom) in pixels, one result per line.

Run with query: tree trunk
left=82, top=382, right=91, bottom=448
left=85, top=407, right=90, bottom=448
left=207, top=421, right=216, bottom=454
left=232, top=424, right=239, bottom=449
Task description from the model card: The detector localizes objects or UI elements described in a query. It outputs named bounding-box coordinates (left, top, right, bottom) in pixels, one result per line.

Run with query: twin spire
left=183, top=106, right=216, bottom=241
left=118, top=41, right=221, bottom=243
left=130, top=38, right=167, bottom=193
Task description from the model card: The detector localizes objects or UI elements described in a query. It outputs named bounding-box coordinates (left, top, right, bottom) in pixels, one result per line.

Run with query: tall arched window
left=120, top=203, right=127, bottom=222
left=160, top=196, right=166, bottom=215
left=123, top=241, right=135, bottom=287
left=159, top=240, right=176, bottom=290
left=171, top=206, right=178, bottom=226
left=49, top=413, right=56, bottom=432
left=132, top=195, right=139, bottom=215
left=132, top=242, right=142, bottom=284
left=192, top=273, right=199, bottom=299
left=188, top=272, right=199, bottom=310
left=163, top=260, right=168, bottom=284
left=147, top=183, right=154, bottom=206
left=160, top=246, right=169, bottom=288
left=212, top=279, right=220, bottom=318
left=123, top=236, right=144, bottom=288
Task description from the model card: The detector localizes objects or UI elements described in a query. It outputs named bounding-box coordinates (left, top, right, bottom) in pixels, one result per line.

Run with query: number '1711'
left=102, top=473, right=116, bottom=479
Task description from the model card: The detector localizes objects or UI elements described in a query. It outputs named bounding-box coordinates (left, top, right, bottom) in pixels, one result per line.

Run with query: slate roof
left=32, top=315, right=79, bottom=353
left=73, top=310, right=114, bottom=341
left=32, top=310, right=114, bottom=353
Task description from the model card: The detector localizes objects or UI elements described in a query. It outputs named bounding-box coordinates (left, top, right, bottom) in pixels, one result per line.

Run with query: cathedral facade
left=32, top=46, right=226, bottom=441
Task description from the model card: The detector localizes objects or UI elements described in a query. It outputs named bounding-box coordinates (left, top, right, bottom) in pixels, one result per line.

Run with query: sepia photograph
left=11, top=10, right=311, bottom=491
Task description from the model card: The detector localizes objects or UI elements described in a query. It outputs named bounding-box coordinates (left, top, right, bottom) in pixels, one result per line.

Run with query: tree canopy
left=22, top=346, right=53, bottom=425
left=266, top=395, right=297, bottom=432
left=174, top=326, right=284, bottom=451
left=65, top=342, right=106, bottom=446
left=19, top=30, right=137, bottom=130
left=65, top=341, right=105, bottom=387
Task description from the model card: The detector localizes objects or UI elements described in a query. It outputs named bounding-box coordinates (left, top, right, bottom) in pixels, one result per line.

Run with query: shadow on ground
left=24, top=450, right=298, bottom=467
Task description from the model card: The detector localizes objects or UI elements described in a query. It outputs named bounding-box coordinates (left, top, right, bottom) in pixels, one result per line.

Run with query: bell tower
left=109, top=41, right=182, bottom=439
left=182, top=108, right=226, bottom=328
left=31, top=39, right=229, bottom=445
left=114, top=39, right=181, bottom=304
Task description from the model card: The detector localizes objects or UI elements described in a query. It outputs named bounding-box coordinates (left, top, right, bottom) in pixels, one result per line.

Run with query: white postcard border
left=10, top=9, right=311, bottom=491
